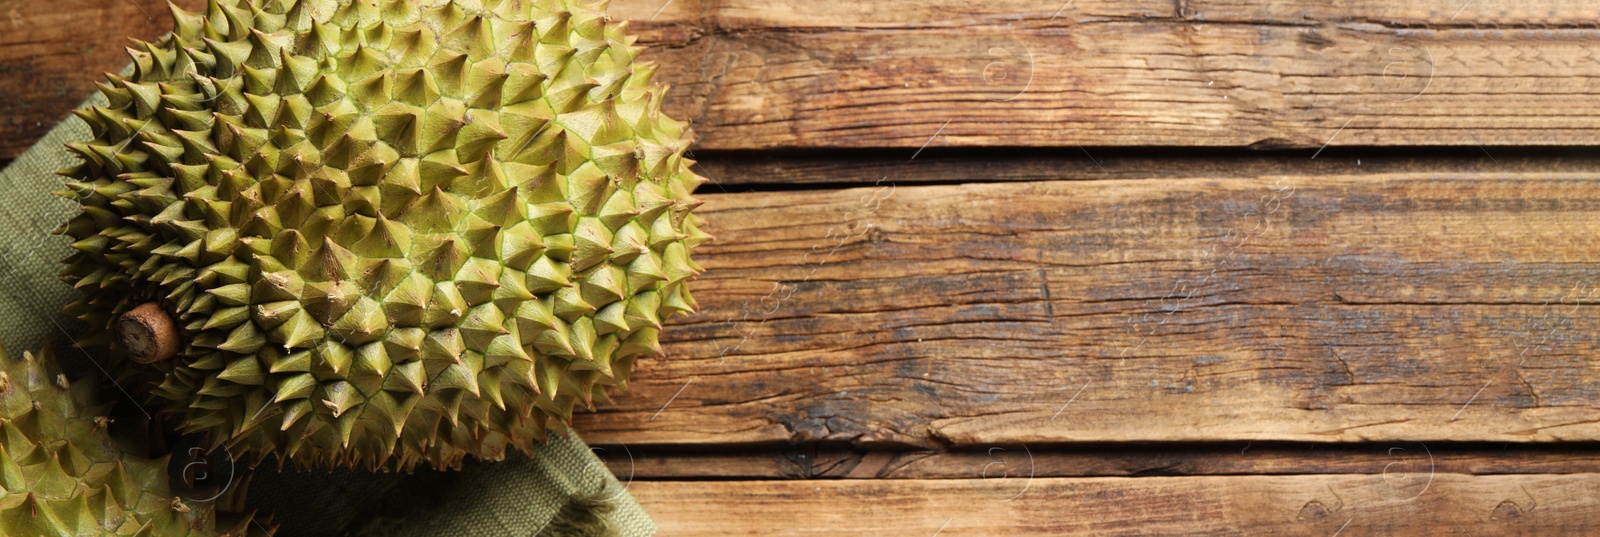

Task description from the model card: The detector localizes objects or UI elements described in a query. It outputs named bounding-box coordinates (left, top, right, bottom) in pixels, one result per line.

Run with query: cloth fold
left=248, top=433, right=652, bottom=537
left=0, top=79, right=654, bottom=537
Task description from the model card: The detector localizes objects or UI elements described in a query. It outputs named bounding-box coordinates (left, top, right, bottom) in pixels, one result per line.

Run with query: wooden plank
left=8, top=2, right=1600, bottom=158
left=629, top=474, right=1600, bottom=535
left=597, top=444, right=1600, bottom=480
left=618, top=0, right=1600, bottom=149
left=637, top=23, right=1600, bottom=150
left=573, top=173, right=1600, bottom=447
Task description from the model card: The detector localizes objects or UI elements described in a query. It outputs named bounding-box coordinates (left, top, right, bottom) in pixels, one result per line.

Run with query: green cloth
left=0, top=79, right=656, bottom=537
left=0, top=87, right=93, bottom=354
left=247, top=433, right=654, bottom=537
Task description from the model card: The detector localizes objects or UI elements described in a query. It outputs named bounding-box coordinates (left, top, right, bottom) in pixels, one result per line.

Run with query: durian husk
left=0, top=345, right=274, bottom=536
left=58, top=0, right=708, bottom=470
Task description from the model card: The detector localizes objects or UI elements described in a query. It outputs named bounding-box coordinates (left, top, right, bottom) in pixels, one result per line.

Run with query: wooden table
left=7, top=0, right=1600, bottom=534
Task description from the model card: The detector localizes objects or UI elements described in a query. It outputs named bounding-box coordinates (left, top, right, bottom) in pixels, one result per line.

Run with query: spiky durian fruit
left=0, top=345, right=273, bottom=536
left=57, top=0, right=707, bottom=470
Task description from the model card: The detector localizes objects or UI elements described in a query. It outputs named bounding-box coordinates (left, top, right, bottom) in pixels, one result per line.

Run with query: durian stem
left=119, top=303, right=179, bottom=364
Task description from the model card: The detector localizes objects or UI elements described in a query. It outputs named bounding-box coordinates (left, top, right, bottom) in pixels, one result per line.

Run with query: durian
left=0, top=345, right=273, bottom=536
left=57, top=0, right=708, bottom=470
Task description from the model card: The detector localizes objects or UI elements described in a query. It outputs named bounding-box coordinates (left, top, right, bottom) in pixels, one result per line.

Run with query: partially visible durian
left=0, top=345, right=274, bottom=536
left=58, top=0, right=707, bottom=470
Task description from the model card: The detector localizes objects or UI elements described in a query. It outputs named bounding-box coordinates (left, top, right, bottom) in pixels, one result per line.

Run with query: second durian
left=58, top=0, right=707, bottom=470
left=0, top=345, right=272, bottom=536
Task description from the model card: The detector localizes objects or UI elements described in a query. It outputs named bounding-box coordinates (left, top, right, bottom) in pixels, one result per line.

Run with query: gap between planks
left=593, top=443, right=1600, bottom=480
left=688, top=148, right=1600, bottom=188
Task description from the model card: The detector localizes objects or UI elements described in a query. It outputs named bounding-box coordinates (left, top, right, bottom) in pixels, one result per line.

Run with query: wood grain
left=7, top=1, right=1600, bottom=157
left=574, top=172, right=1600, bottom=448
left=598, top=444, right=1600, bottom=480
left=629, top=474, right=1600, bottom=535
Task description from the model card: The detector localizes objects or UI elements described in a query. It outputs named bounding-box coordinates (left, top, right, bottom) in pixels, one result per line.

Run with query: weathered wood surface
left=629, top=474, right=1600, bottom=535
left=598, top=444, right=1600, bottom=480
left=7, top=0, right=1600, bottom=158
left=573, top=171, right=1600, bottom=447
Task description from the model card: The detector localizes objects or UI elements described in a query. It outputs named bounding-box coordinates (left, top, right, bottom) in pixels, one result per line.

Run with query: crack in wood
left=1037, top=268, right=1053, bottom=321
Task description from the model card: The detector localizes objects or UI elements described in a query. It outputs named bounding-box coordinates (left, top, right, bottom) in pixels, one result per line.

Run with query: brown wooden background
left=8, top=0, right=1600, bottom=534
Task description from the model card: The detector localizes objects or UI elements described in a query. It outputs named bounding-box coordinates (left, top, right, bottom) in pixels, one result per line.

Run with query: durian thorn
left=118, top=302, right=180, bottom=364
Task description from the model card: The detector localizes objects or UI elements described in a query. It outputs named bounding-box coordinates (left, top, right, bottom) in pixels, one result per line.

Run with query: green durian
left=0, top=345, right=274, bottom=536
left=57, top=0, right=708, bottom=470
